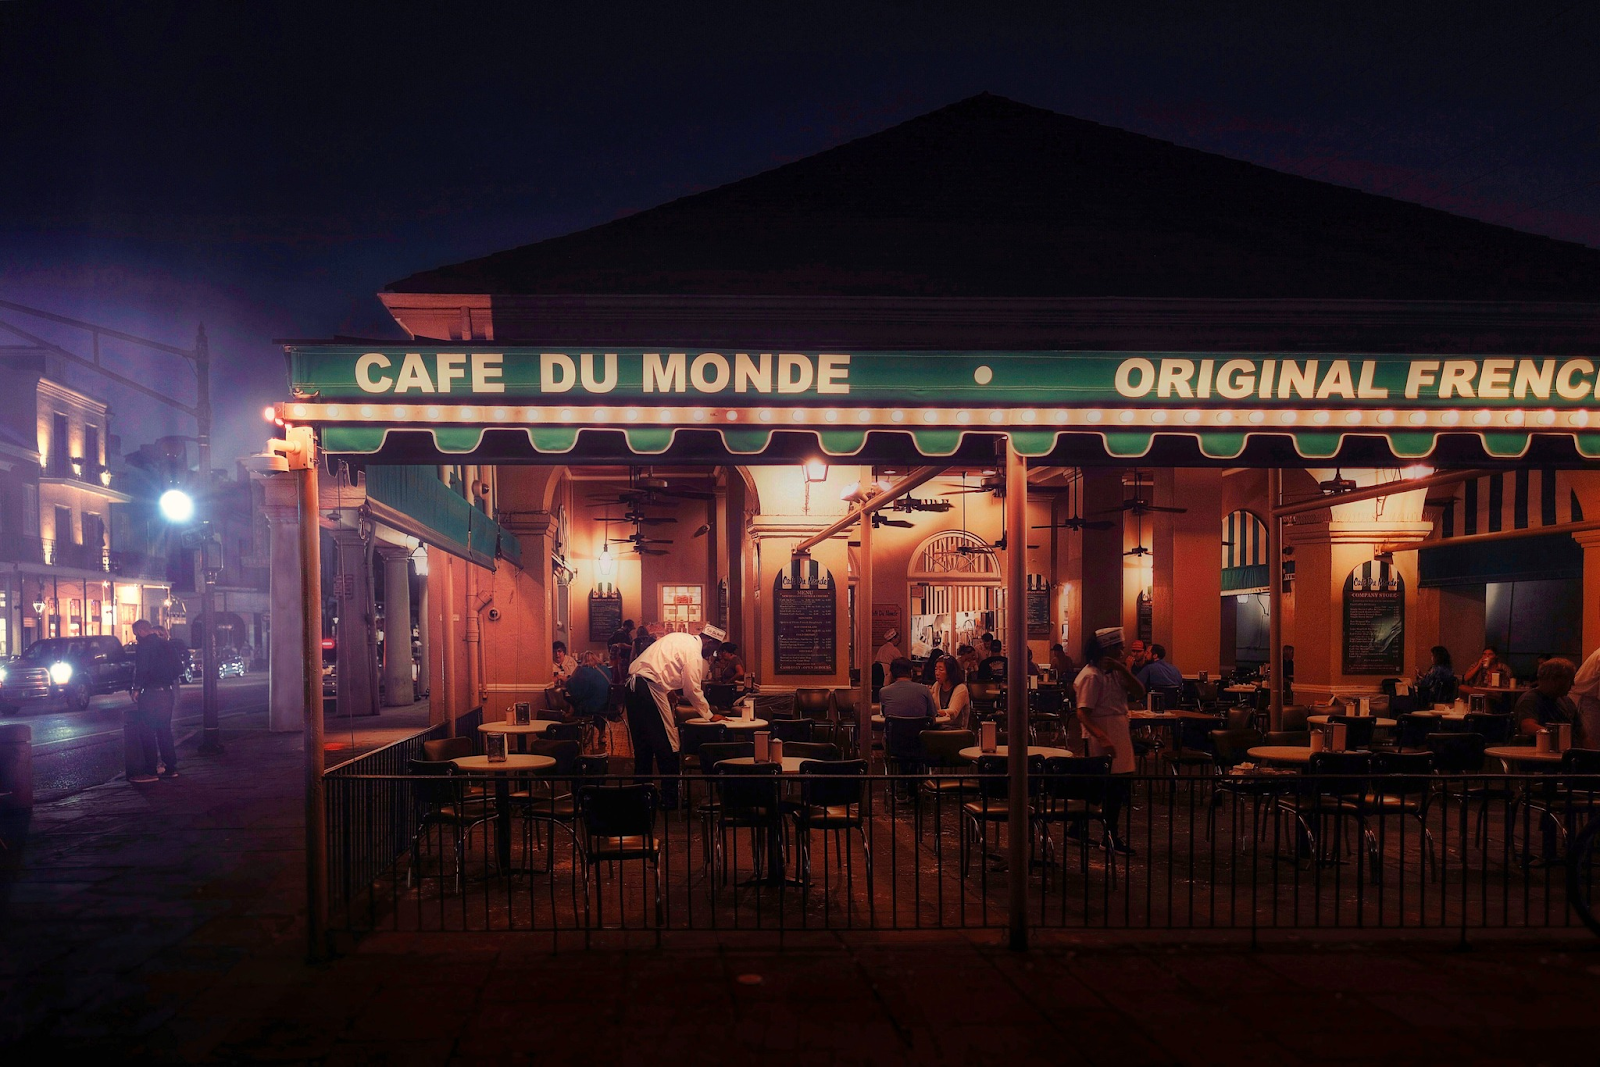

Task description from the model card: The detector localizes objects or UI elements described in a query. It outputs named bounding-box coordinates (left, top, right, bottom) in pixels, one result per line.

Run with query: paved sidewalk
left=4, top=722, right=1600, bottom=1063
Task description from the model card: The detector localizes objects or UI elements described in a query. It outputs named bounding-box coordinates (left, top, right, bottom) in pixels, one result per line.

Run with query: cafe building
left=266, top=94, right=1600, bottom=740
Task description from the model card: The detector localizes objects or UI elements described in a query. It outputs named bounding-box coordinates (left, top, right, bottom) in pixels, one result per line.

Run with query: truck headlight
left=50, top=661, right=73, bottom=685
left=0, top=666, right=7, bottom=685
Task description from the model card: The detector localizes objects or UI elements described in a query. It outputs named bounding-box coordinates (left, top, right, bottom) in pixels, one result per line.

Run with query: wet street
left=3, top=675, right=268, bottom=801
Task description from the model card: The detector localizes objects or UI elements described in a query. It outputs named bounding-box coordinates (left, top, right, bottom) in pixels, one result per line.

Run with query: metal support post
left=856, top=466, right=874, bottom=763
left=194, top=325, right=223, bottom=755
left=290, top=428, right=328, bottom=960
left=1005, top=441, right=1029, bottom=950
left=1267, top=468, right=1284, bottom=733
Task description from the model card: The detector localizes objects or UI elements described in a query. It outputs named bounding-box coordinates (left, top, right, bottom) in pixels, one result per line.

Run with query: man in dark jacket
left=128, top=620, right=181, bottom=782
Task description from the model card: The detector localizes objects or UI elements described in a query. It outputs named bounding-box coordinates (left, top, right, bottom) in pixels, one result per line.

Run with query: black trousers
left=625, top=678, right=680, bottom=805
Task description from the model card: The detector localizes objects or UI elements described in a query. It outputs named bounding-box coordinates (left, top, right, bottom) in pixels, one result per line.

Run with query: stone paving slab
left=5, top=721, right=1600, bottom=1063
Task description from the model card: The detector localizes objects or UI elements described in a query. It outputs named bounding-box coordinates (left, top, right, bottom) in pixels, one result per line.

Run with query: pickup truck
left=0, top=635, right=138, bottom=711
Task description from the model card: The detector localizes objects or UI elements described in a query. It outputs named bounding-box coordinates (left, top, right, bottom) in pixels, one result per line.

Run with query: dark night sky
left=2, top=1, right=1597, bottom=465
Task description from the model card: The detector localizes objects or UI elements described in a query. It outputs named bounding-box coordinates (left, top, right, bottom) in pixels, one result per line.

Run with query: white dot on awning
left=973, top=365, right=993, bottom=385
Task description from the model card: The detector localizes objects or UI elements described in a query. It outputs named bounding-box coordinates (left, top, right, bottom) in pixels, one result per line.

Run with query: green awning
left=364, top=464, right=521, bottom=568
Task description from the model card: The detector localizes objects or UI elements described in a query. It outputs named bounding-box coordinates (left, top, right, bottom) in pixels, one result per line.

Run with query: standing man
left=625, top=623, right=724, bottom=809
left=872, top=627, right=900, bottom=689
left=1074, top=626, right=1145, bottom=854
left=128, top=619, right=183, bottom=783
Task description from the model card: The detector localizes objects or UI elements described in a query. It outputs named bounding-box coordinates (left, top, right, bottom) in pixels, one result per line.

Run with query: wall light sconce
left=802, top=459, right=828, bottom=483
left=596, top=545, right=616, bottom=578
left=32, top=599, right=45, bottom=616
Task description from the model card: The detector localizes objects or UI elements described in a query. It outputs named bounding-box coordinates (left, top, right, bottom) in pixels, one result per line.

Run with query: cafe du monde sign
left=288, top=346, right=1600, bottom=411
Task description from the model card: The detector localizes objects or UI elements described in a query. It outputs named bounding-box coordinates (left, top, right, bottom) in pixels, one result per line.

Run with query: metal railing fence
left=322, top=766, right=1600, bottom=943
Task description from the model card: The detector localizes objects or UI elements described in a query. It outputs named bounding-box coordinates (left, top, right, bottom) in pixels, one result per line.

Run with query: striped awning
left=1434, top=468, right=1586, bottom=539
left=1221, top=510, right=1269, bottom=594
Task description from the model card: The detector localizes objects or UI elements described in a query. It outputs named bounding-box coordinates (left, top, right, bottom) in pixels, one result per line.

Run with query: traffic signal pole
left=194, top=326, right=223, bottom=755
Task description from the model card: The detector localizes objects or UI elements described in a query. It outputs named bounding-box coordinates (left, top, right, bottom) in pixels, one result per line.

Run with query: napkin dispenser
left=753, top=731, right=771, bottom=762
left=1469, top=693, right=1488, bottom=714
left=1330, top=722, right=1348, bottom=752
left=1356, top=696, right=1371, bottom=717
left=1537, top=728, right=1553, bottom=754
left=740, top=697, right=755, bottom=721
left=1310, top=729, right=1326, bottom=753
left=1557, top=723, right=1573, bottom=751
left=1149, top=690, right=1165, bottom=713
left=980, top=720, right=999, bottom=754
left=485, top=732, right=508, bottom=762
left=505, top=707, right=516, bottom=724
left=769, top=738, right=785, bottom=764
left=514, top=701, right=531, bottom=726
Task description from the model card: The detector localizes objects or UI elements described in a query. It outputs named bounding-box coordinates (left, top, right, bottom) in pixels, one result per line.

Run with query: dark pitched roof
left=387, top=93, right=1600, bottom=302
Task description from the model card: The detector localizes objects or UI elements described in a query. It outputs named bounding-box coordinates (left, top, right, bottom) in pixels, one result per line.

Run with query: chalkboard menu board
left=1026, top=588, right=1051, bottom=639
left=773, top=560, right=836, bottom=674
left=589, top=592, right=624, bottom=644
left=1342, top=561, right=1404, bottom=674
left=1137, top=591, right=1153, bottom=644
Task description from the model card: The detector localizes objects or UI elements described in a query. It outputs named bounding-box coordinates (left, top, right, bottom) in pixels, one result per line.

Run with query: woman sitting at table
left=1415, top=645, right=1458, bottom=707
left=1514, top=656, right=1577, bottom=738
left=927, top=654, right=971, bottom=731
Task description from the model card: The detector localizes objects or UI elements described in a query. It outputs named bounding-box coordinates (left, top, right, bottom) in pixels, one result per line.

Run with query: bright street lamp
left=158, top=488, right=195, bottom=523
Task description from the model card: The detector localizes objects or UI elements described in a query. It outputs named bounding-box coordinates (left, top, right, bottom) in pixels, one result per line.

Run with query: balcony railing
left=41, top=539, right=109, bottom=572
left=110, top=549, right=173, bottom=581
left=40, top=459, right=115, bottom=491
left=0, top=533, right=45, bottom=565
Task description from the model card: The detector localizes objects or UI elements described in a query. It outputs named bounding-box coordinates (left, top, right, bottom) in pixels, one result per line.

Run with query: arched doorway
left=907, top=530, right=1002, bottom=657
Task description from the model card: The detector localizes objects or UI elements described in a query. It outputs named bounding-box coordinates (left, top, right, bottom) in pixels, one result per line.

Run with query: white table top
left=720, top=755, right=809, bottom=774
left=871, top=713, right=952, bottom=726
left=1225, top=685, right=1260, bottom=694
left=451, top=754, right=557, bottom=774
left=1248, top=745, right=1313, bottom=765
left=959, top=745, right=1073, bottom=761
left=1307, top=715, right=1397, bottom=728
left=1485, top=745, right=1563, bottom=764
left=480, top=720, right=557, bottom=735
left=1129, top=711, right=1183, bottom=723
left=684, top=716, right=769, bottom=730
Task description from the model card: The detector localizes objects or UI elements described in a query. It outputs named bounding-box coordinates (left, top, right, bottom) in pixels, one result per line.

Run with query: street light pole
left=193, top=325, right=222, bottom=755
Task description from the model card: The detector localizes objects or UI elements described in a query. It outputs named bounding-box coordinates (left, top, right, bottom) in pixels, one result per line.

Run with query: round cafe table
left=685, top=716, right=770, bottom=731
left=959, top=745, right=1073, bottom=761
left=1247, top=745, right=1314, bottom=766
left=1307, top=714, right=1397, bottom=728
left=871, top=713, right=952, bottom=726
left=1484, top=745, right=1563, bottom=767
left=480, top=720, right=558, bottom=753
left=720, top=755, right=809, bottom=774
left=452, top=754, right=557, bottom=871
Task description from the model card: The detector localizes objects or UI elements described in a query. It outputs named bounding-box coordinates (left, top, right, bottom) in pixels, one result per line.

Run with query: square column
left=260, top=487, right=304, bottom=733
left=378, top=546, right=414, bottom=707
left=330, top=527, right=378, bottom=717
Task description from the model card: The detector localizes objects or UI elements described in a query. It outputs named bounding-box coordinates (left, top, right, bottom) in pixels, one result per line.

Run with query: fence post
left=1005, top=441, right=1029, bottom=950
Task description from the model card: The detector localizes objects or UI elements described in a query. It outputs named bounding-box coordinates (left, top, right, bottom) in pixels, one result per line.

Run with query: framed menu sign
left=1026, top=579, right=1052, bottom=639
left=1342, top=561, right=1404, bottom=674
left=773, top=559, right=836, bottom=674
left=589, top=591, right=624, bottom=644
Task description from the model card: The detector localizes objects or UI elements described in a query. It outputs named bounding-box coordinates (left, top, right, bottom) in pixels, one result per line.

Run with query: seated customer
left=976, top=639, right=1008, bottom=682
left=564, top=650, right=614, bottom=743
left=1464, top=645, right=1512, bottom=687
left=1514, top=656, right=1577, bottom=738
left=1416, top=645, right=1458, bottom=706
left=880, top=656, right=940, bottom=721
left=711, top=641, right=746, bottom=685
left=1135, top=643, right=1183, bottom=691
left=927, top=654, right=971, bottom=730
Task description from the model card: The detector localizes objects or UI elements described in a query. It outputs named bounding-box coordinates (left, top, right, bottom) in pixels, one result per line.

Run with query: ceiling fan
left=940, top=468, right=1003, bottom=497
left=1033, top=475, right=1115, bottom=532
left=871, top=512, right=913, bottom=529
left=1093, top=470, right=1187, bottom=515
left=588, top=467, right=715, bottom=509
left=891, top=496, right=953, bottom=514
left=1319, top=468, right=1358, bottom=494
left=1125, top=511, right=1154, bottom=558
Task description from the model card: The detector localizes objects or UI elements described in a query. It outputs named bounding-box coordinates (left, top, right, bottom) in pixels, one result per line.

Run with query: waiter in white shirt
left=625, top=623, right=724, bottom=808
left=1571, top=645, right=1600, bottom=747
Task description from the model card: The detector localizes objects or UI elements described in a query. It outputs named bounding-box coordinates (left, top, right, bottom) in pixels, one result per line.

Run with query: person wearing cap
left=1127, top=639, right=1150, bottom=673
left=1074, top=626, right=1146, bottom=855
left=625, top=623, right=725, bottom=808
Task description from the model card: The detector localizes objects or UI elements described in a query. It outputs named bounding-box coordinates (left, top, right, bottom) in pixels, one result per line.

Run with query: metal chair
left=791, top=759, right=873, bottom=908
left=917, top=728, right=977, bottom=855
left=1036, top=755, right=1112, bottom=868
left=576, top=783, right=663, bottom=926
left=709, top=760, right=784, bottom=886
left=959, top=753, right=1043, bottom=877
left=406, top=757, right=495, bottom=892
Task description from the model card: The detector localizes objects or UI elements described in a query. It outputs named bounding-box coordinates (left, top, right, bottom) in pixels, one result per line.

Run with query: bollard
left=0, top=722, right=33, bottom=914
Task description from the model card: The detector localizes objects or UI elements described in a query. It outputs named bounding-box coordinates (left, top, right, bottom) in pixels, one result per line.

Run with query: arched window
left=1221, top=509, right=1268, bottom=595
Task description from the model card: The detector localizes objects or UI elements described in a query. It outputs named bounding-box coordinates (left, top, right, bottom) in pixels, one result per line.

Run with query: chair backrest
left=1328, top=715, right=1376, bottom=749
left=407, top=757, right=458, bottom=805
left=578, top=783, right=657, bottom=837
left=971, top=753, right=1043, bottom=799
left=704, top=682, right=738, bottom=710
left=799, top=758, right=867, bottom=807
left=883, top=716, right=931, bottom=760
left=1040, top=755, right=1111, bottom=802
left=1209, top=728, right=1264, bottom=769
left=1560, top=748, right=1600, bottom=777
left=1370, top=750, right=1434, bottom=797
left=1465, top=713, right=1514, bottom=744
left=1425, top=732, right=1486, bottom=775
left=679, top=720, right=729, bottom=761
left=572, top=754, right=610, bottom=779
left=1224, top=707, right=1255, bottom=732
left=1307, top=751, right=1371, bottom=798
left=1279, top=705, right=1312, bottom=733
left=714, top=760, right=781, bottom=817
left=920, top=728, right=976, bottom=768
left=968, top=682, right=1003, bottom=707
left=1030, top=687, right=1065, bottom=715
left=699, top=741, right=754, bottom=770
left=1395, top=713, right=1436, bottom=750
left=1262, top=730, right=1310, bottom=747
left=422, top=736, right=475, bottom=763
left=831, top=689, right=858, bottom=717
left=793, top=688, right=832, bottom=719
left=542, top=722, right=584, bottom=743
left=771, top=718, right=816, bottom=743
left=526, top=738, right=582, bottom=776
left=783, top=741, right=839, bottom=762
